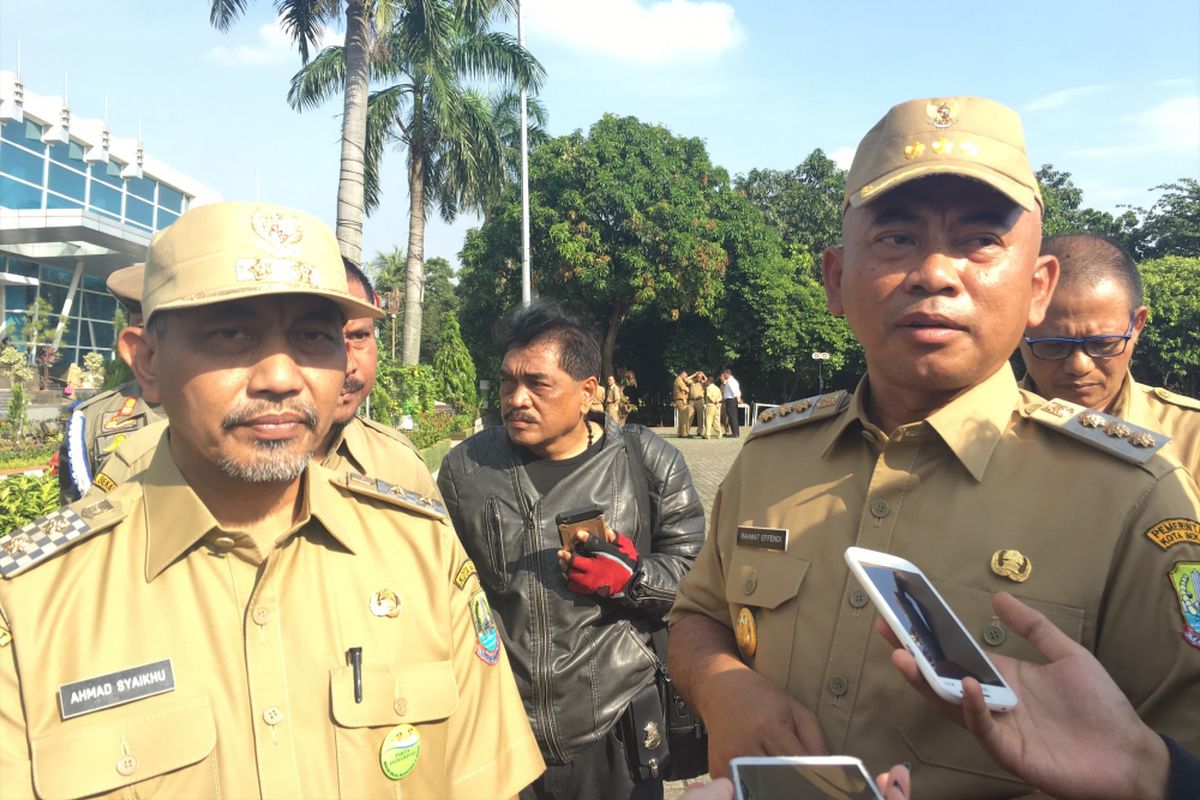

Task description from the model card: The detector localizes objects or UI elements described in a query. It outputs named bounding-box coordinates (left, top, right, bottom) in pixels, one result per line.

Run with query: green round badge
left=379, top=723, right=420, bottom=781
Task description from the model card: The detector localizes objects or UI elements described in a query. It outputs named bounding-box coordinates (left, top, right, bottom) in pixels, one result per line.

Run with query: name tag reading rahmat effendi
left=736, top=526, right=789, bottom=551
left=58, top=659, right=175, bottom=720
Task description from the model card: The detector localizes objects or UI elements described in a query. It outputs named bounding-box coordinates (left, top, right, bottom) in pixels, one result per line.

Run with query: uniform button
left=115, top=755, right=139, bottom=776
left=213, top=535, right=235, bottom=551
left=983, top=624, right=1007, bottom=646
left=828, top=676, right=849, bottom=697
left=869, top=500, right=890, bottom=519
left=743, top=576, right=758, bottom=595
left=394, top=698, right=408, bottom=716
left=252, top=606, right=271, bottom=626
left=849, top=590, right=868, bottom=608
left=263, top=706, right=284, bottom=725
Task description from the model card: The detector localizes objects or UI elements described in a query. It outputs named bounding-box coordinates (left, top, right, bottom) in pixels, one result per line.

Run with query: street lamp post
left=518, top=0, right=531, bottom=306
left=812, top=351, right=831, bottom=394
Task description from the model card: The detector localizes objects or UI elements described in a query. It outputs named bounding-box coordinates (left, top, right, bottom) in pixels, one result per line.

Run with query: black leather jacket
left=438, top=414, right=705, bottom=764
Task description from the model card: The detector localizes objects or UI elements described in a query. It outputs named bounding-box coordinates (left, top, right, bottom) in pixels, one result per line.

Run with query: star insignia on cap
left=904, top=141, right=925, bottom=160
left=959, top=138, right=979, bottom=157
left=930, top=137, right=954, bottom=155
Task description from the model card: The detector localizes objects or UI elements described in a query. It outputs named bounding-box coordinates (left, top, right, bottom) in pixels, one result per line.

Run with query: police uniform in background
left=58, top=264, right=164, bottom=502
left=673, top=372, right=692, bottom=437
left=603, top=379, right=624, bottom=421
left=688, top=375, right=706, bottom=437
left=668, top=98, right=1200, bottom=799
left=1, top=202, right=543, bottom=799
left=703, top=379, right=722, bottom=439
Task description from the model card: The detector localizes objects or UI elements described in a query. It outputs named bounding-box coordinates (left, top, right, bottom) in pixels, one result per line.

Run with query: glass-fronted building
left=0, top=71, right=219, bottom=368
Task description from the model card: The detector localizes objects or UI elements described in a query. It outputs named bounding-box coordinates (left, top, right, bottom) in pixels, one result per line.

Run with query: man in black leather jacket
left=438, top=302, right=705, bottom=800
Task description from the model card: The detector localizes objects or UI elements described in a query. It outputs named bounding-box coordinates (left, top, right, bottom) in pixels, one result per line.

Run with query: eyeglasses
left=1023, top=316, right=1135, bottom=361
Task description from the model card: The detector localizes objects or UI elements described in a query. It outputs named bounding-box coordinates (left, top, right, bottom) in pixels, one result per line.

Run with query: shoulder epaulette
left=1, top=498, right=124, bottom=579
left=359, top=417, right=421, bottom=455
left=746, top=390, right=849, bottom=442
left=1028, top=398, right=1171, bottom=465
left=1151, top=387, right=1200, bottom=412
left=339, top=471, right=448, bottom=521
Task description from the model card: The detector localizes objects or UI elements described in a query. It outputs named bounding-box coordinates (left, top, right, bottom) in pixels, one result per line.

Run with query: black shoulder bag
left=620, top=428, right=709, bottom=782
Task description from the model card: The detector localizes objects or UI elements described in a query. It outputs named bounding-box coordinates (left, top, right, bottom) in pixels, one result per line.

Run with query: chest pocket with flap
left=330, top=660, right=459, bottom=799
left=31, top=695, right=217, bottom=800
left=724, top=548, right=810, bottom=687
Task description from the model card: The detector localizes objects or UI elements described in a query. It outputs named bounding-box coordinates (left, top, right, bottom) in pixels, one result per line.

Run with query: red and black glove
left=566, top=533, right=640, bottom=599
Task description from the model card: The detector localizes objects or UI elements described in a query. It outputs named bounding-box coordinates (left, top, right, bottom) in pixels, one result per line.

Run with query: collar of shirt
left=816, top=365, right=1019, bottom=483
left=143, top=439, right=362, bottom=580
left=1105, top=369, right=1137, bottom=419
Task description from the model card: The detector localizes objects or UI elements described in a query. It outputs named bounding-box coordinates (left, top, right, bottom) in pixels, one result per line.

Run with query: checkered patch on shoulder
left=1, top=500, right=121, bottom=579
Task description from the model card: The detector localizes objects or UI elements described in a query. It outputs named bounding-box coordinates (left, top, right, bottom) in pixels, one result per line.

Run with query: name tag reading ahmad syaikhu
left=58, top=659, right=175, bottom=720
left=736, top=526, right=788, bottom=551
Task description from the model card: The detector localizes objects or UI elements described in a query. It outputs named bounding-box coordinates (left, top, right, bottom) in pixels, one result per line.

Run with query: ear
left=581, top=376, right=598, bottom=409
left=822, top=247, right=846, bottom=316
left=123, top=326, right=162, bottom=404
left=1129, top=305, right=1150, bottom=343
left=1025, top=254, right=1060, bottom=328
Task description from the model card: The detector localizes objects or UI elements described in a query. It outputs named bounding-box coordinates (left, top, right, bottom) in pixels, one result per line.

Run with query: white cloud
left=1070, top=95, right=1200, bottom=159
left=204, top=18, right=341, bottom=66
left=524, top=0, right=745, bottom=64
left=1024, top=84, right=1110, bottom=113
left=829, top=146, right=855, bottom=170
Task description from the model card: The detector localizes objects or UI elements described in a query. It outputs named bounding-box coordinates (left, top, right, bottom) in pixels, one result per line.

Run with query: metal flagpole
left=518, top=0, right=531, bottom=305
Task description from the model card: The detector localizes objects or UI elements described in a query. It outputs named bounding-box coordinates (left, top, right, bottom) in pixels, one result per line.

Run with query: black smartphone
left=555, top=507, right=605, bottom=552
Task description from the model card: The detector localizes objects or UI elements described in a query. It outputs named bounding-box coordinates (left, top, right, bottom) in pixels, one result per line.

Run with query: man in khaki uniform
left=703, top=376, right=723, bottom=439
left=674, top=369, right=694, bottom=437
left=1020, top=232, right=1200, bottom=477
left=667, top=97, right=1200, bottom=800
left=603, top=374, right=624, bottom=421
left=84, top=259, right=424, bottom=495
left=689, top=373, right=707, bottom=437
left=0, top=202, right=544, bottom=799
left=58, top=264, right=165, bottom=502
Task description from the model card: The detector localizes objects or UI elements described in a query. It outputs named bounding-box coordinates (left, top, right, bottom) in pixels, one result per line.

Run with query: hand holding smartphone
left=555, top=507, right=606, bottom=553
left=844, top=547, right=1017, bottom=712
left=731, top=756, right=884, bottom=800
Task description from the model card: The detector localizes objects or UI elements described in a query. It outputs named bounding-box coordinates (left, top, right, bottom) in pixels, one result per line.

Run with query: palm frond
left=288, top=45, right=347, bottom=110
left=276, top=0, right=332, bottom=63
left=363, top=85, right=413, bottom=213
left=454, top=31, right=545, bottom=92
left=209, top=0, right=250, bottom=30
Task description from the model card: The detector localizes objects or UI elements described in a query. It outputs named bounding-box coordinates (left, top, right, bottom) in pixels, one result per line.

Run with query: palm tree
left=290, top=0, right=543, bottom=364
left=209, top=0, right=398, bottom=264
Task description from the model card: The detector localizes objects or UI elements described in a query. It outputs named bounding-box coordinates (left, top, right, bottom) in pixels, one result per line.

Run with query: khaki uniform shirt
left=85, top=416, right=428, bottom=501
left=671, top=366, right=1200, bottom=799
left=673, top=376, right=690, bottom=409
left=604, top=384, right=624, bottom=419
left=704, top=383, right=723, bottom=405
left=1, top=441, right=544, bottom=799
left=58, top=382, right=165, bottom=501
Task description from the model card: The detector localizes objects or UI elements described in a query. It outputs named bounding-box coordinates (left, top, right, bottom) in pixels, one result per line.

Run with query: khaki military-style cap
left=843, top=96, right=1042, bottom=212
left=142, top=202, right=382, bottom=322
left=105, top=263, right=144, bottom=307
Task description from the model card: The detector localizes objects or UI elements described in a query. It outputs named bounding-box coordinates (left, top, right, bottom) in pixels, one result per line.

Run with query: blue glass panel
left=91, top=322, right=115, bottom=350
left=4, top=259, right=39, bottom=278
left=82, top=274, right=106, bottom=292
left=158, top=183, right=184, bottom=212
left=0, top=175, right=42, bottom=209
left=0, top=141, right=44, bottom=184
left=90, top=182, right=122, bottom=216
left=62, top=323, right=80, bottom=346
left=48, top=163, right=86, bottom=200
left=41, top=266, right=73, bottom=286
left=156, top=209, right=178, bottom=229
left=127, top=175, right=155, bottom=201
left=49, top=140, right=86, bottom=166
left=77, top=323, right=92, bottom=348
left=126, top=196, right=153, bottom=227
left=90, top=160, right=122, bottom=187
left=46, top=193, right=84, bottom=210
left=1, top=119, right=44, bottom=145
left=4, top=286, right=36, bottom=311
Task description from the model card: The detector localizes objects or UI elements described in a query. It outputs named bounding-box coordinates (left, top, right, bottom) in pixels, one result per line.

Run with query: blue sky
left=2, top=0, right=1197, bottom=269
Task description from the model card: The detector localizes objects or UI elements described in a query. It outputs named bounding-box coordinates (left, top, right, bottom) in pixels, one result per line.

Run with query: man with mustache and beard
left=79, top=259, right=425, bottom=497
left=0, top=203, right=544, bottom=799
left=667, top=97, right=1200, bottom=799
left=438, top=301, right=705, bottom=800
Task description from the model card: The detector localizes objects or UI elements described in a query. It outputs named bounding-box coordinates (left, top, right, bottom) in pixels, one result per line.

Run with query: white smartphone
left=731, top=756, right=884, bottom=800
left=844, top=546, right=1018, bottom=712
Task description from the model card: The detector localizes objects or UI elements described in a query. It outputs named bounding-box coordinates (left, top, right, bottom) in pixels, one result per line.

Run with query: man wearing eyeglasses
left=1020, top=233, right=1199, bottom=477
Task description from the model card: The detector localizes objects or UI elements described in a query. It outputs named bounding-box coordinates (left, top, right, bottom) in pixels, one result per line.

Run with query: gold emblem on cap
left=930, top=137, right=954, bottom=155
left=1104, top=421, right=1132, bottom=439
left=904, top=141, right=925, bottom=160
left=1043, top=401, right=1074, bottom=418
left=1078, top=411, right=1106, bottom=429
left=370, top=589, right=402, bottom=618
left=735, top=606, right=758, bottom=659
left=251, top=209, right=305, bottom=251
left=1129, top=431, right=1157, bottom=448
left=959, top=139, right=979, bottom=157
left=926, top=99, right=960, bottom=129
left=990, top=549, right=1032, bottom=583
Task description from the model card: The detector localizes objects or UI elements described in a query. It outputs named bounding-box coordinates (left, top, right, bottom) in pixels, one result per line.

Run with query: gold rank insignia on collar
left=747, top=390, right=849, bottom=442
left=1028, top=398, right=1170, bottom=465
left=340, top=472, right=448, bottom=521
left=0, top=499, right=124, bottom=579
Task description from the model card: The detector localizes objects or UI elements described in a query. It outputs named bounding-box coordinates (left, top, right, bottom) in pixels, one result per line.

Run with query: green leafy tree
left=210, top=0, right=401, bottom=263
left=430, top=313, right=477, bottom=412
left=372, top=251, right=458, bottom=363
left=1131, top=179, right=1200, bottom=259
left=1, top=346, right=35, bottom=441
left=290, top=1, right=544, bottom=365
left=1036, top=164, right=1140, bottom=251
left=1136, top=255, right=1200, bottom=395
left=0, top=473, right=60, bottom=531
